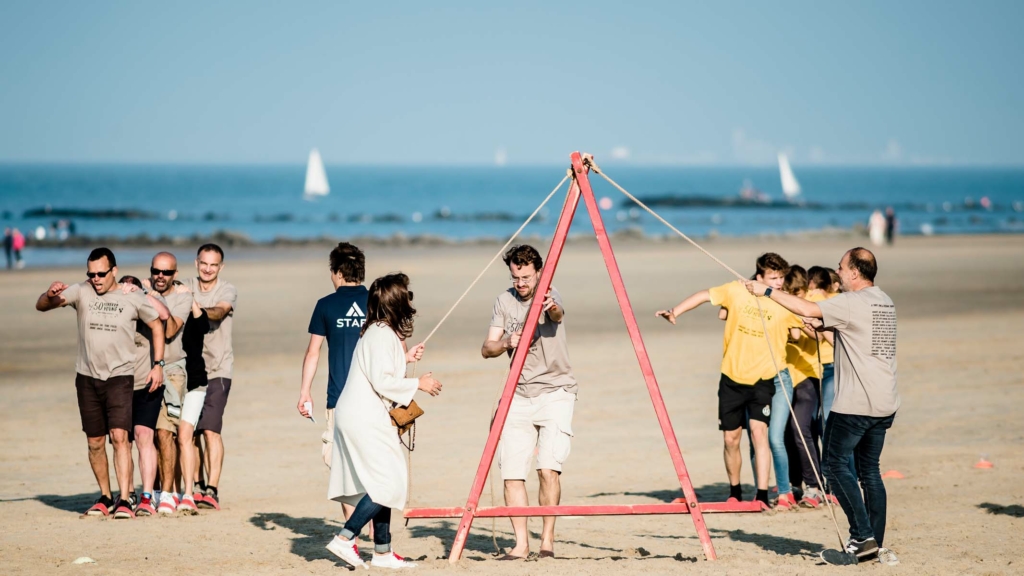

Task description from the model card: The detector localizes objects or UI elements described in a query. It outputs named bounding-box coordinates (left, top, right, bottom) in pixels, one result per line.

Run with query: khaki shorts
left=499, top=388, right=576, bottom=481
left=156, top=366, right=187, bottom=433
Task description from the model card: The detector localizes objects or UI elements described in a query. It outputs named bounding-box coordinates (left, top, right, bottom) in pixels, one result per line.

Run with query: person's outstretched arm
left=744, top=281, right=823, bottom=318
left=482, top=325, right=516, bottom=359
left=36, top=281, right=69, bottom=311
left=656, top=289, right=711, bottom=325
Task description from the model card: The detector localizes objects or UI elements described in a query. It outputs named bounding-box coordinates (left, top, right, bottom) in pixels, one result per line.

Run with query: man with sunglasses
left=144, top=252, right=197, bottom=515
left=481, top=244, right=577, bottom=560
left=181, top=243, right=237, bottom=511
left=35, top=247, right=165, bottom=519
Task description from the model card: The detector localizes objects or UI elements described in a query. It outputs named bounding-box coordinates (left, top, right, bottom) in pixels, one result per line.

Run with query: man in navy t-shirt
left=298, top=242, right=368, bottom=415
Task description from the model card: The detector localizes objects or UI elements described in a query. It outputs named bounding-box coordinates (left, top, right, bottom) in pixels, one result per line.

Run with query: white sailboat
left=778, top=153, right=801, bottom=200
left=303, top=148, right=330, bottom=199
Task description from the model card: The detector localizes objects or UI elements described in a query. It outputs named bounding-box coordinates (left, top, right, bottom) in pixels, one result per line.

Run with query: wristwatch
left=154, top=359, right=165, bottom=367
left=764, top=287, right=773, bottom=298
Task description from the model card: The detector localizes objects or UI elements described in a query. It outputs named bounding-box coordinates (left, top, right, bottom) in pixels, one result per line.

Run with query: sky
left=1, top=1, right=1022, bottom=166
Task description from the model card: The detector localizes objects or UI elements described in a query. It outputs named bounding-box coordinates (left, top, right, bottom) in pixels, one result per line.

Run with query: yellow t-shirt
left=786, top=332, right=820, bottom=386
left=708, top=281, right=803, bottom=385
left=805, top=291, right=836, bottom=365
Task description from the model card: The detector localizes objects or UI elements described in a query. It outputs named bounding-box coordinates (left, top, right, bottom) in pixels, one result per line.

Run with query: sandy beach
left=1, top=234, right=1023, bottom=575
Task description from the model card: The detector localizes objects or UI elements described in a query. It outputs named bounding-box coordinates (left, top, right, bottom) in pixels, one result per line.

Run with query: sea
left=2, top=164, right=1023, bottom=268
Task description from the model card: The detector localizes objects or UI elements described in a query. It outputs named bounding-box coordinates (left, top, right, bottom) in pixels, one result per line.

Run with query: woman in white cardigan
left=326, top=273, right=442, bottom=570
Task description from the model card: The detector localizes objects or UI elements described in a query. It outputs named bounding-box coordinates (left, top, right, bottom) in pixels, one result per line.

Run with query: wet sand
left=1, top=235, right=1023, bottom=575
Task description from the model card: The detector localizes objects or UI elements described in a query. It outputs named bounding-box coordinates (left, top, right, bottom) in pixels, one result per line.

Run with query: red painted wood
left=445, top=178, right=582, bottom=563
left=570, top=152, right=717, bottom=560
left=404, top=501, right=764, bottom=519
left=405, top=152, right=753, bottom=563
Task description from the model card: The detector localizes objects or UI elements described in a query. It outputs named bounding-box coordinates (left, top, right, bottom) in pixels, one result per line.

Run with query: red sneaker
left=775, top=492, right=798, bottom=511
left=135, top=495, right=157, bottom=517
left=726, top=496, right=741, bottom=503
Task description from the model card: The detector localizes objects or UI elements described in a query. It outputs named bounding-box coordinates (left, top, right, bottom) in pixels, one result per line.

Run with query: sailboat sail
left=778, top=153, right=801, bottom=199
left=304, top=148, right=330, bottom=197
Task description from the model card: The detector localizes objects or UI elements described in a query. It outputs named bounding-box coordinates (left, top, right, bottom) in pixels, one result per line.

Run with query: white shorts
left=180, top=388, right=207, bottom=428
left=499, top=388, right=576, bottom=481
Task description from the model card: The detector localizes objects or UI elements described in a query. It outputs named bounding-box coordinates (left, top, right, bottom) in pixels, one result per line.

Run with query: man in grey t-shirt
left=481, top=244, right=576, bottom=560
left=35, top=247, right=165, bottom=519
left=745, top=247, right=901, bottom=566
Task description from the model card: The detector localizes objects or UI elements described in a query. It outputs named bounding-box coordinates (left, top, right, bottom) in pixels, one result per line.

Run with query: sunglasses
left=151, top=267, right=177, bottom=277
left=86, top=269, right=112, bottom=279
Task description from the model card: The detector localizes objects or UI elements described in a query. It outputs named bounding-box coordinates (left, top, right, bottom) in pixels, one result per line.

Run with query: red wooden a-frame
left=404, top=152, right=762, bottom=563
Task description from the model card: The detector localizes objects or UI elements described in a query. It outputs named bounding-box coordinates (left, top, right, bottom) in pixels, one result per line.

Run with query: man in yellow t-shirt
left=657, top=252, right=801, bottom=507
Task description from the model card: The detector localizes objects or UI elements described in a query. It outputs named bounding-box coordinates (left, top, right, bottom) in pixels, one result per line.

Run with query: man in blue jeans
left=745, top=247, right=901, bottom=566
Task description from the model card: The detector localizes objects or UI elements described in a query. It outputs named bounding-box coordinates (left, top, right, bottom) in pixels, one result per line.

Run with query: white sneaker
left=877, top=547, right=900, bottom=566
left=326, top=536, right=368, bottom=569
left=371, top=551, right=417, bottom=569
left=157, top=492, right=176, bottom=515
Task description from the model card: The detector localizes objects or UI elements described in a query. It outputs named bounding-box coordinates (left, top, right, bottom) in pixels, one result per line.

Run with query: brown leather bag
left=387, top=400, right=423, bottom=451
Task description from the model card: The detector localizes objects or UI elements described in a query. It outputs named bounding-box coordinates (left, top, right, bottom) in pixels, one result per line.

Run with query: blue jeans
left=749, top=369, right=795, bottom=495
left=819, top=363, right=835, bottom=428
left=340, top=494, right=392, bottom=554
left=822, top=411, right=896, bottom=546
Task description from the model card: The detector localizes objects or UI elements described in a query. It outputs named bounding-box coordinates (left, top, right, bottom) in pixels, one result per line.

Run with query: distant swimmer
left=182, top=243, right=237, bottom=511
left=481, top=244, right=577, bottom=560
left=657, top=253, right=803, bottom=509
left=746, top=247, right=901, bottom=566
left=35, top=247, right=164, bottom=519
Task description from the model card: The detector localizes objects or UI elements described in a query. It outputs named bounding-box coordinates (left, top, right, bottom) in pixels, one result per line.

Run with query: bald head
left=150, top=251, right=179, bottom=294
left=837, top=247, right=877, bottom=291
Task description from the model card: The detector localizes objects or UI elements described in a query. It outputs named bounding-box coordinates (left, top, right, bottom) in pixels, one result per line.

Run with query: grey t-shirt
left=132, top=293, right=168, bottom=390
left=818, top=286, right=900, bottom=418
left=162, top=291, right=193, bottom=364
left=61, top=282, right=159, bottom=381
left=182, top=277, right=237, bottom=379
left=490, top=287, right=577, bottom=398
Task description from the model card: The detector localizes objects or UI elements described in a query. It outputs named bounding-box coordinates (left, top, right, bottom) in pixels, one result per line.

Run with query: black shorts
left=718, top=374, right=774, bottom=431
left=196, top=377, right=231, bottom=434
left=75, top=374, right=134, bottom=438
left=132, top=385, right=165, bottom=431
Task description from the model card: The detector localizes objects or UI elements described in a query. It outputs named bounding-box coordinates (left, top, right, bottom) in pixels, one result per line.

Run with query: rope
left=418, top=172, right=571, bottom=347
left=585, top=159, right=846, bottom=549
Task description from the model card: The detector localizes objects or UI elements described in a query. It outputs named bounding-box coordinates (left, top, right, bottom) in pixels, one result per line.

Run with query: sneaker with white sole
left=157, top=492, right=176, bottom=515
left=371, top=551, right=417, bottom=569
left=176, top=495, right=199, bottom=515
left=326, top=536, right=368, bottom=569
left=877, top=547, right=900, bottom=566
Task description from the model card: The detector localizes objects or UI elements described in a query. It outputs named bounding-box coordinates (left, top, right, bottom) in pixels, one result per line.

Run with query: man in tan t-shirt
left=181, top=243, right=237, bottom=511
left=35, top=247, right=165, bottom=520
left=745, top=247, right=901, bottom=566
left=143, top=252, right=195, bottom=514
left=481, top=244, right=576, bottom=560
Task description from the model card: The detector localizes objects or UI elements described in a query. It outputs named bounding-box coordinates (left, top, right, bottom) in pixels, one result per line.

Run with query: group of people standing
left=44, top=237, right=899, bottom=569
left=4, top=226, right=26, bottom=269
left=297, top=243, right=574, bottom=568
left=658, top=247, right=901, bottom=566
left=37, top=244, right=237, bottom=519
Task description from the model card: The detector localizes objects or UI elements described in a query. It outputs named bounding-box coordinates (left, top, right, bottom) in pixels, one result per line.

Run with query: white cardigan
left=328, top=322, right=419, bottom=510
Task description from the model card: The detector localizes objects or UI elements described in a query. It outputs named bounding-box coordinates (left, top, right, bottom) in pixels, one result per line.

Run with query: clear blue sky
left=1, top=1, right=1021, bottom=166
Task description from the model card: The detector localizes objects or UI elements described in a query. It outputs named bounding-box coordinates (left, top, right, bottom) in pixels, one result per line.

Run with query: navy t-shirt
left=308, top=285, right=369, bottom=409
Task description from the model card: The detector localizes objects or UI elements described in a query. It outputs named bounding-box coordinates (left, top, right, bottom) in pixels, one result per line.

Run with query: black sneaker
left=821, top=538, right=878, bottom=565
left=112, top=499, right=136, bottom=519
left=196, top=487, right=220, bottom=510
left=83, top=495, right=115, bottom=517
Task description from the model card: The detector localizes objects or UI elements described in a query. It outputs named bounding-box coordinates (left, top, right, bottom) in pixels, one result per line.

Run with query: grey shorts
left=196, top=377, right=231, bottom=434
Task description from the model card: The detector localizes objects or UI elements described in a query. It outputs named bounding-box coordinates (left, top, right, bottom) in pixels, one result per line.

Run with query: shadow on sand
left=1, top=492, right=101, bottom=515
left=249, top=512, right=355, bottom=570
left=977, top=502, right=1024, bottom=518
left=586, top=482, right=758, bottom=503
